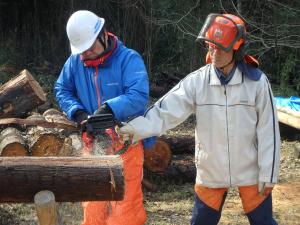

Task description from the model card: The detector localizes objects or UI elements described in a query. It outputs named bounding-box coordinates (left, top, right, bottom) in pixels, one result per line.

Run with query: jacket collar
left=83, top=33, right=118, bottom=67
left=209, top=64, right=243, bottom=86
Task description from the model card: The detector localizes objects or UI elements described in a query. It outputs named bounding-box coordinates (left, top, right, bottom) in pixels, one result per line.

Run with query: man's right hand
left=73, top=109, right=93, bottom=134
left=74, top=109, right=88, bottom=124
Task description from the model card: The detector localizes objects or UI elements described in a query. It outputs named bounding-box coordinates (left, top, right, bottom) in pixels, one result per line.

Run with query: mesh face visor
left=196, top=14, right=243, bottom=52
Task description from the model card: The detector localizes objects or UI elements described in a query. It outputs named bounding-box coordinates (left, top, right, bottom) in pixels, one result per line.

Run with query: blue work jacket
left=54, top=39, right=155, bottom=148
left=55, top=40, right=149, bottom=121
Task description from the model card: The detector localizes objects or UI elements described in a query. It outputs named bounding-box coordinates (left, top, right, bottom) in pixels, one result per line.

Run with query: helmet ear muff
left=234, top=25, right=247, bottom=61
left=234, top=40, right=249, bottom=61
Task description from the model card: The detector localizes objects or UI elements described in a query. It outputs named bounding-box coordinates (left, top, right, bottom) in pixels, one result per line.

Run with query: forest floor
left=0, top=118, right=299, bottom=225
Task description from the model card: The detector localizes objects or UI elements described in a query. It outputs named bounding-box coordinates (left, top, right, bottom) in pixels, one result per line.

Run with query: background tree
left=0, top=0, right=299, bottom=96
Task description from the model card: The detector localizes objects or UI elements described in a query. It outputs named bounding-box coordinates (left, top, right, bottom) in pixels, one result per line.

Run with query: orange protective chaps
left=81, top=142, right=146, bottom=225
left=194, top=184, right=273, bottom=213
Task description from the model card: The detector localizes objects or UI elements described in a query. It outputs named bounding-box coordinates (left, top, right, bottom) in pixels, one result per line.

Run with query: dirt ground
left=0, top=122, right=299, bottom=225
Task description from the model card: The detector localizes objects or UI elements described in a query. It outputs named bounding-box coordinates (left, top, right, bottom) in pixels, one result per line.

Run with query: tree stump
left=0, top=69, right=46, bottom=118
left=0, top=127, right=28, bottom=156
left=34, top=190, right=62, bottom=225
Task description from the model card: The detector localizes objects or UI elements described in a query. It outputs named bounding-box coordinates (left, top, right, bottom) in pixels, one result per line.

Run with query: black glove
left=74, top=109, right=88, bottom=124
left=84, top=104, right=118, bottom=136
left=93, top=103, right=113, bottom=115
left=73, top=109, right=92, bottom=133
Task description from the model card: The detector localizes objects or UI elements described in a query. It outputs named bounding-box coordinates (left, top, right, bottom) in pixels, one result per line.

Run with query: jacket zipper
left=224, top=85, right=232, bottom=186
left=94, top=66, right=101, bottom=108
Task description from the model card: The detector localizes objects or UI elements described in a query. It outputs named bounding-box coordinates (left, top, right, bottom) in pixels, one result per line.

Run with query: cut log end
left=144, top=139, right=172, bottom=172
left=0, top=127, right=28, bottom=156
left=0, top=143, right=28, bottom=156
left=31, top=134, right=64, bottom=156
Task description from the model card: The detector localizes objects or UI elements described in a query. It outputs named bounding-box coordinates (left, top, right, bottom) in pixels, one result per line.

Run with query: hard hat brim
left=69, top=17, right=105, bottom=54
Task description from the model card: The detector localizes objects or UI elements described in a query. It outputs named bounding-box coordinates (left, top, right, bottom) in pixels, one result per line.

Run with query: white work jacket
left=129, top=64, right=281, bottom=188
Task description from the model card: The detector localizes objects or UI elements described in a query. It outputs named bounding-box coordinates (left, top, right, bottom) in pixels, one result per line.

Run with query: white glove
left=116, top=123, right=139, bottom=145
left=258, top=182, right=274, bottom=196
left=119, top=123, right=136, bottom=135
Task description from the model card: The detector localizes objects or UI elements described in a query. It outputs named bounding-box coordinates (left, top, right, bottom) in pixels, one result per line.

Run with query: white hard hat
left=66, top=10, right=105, bottom=54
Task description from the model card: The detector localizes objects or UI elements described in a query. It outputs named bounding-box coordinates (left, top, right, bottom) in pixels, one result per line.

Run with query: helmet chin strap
left=98, top=32, right=107, bottom=50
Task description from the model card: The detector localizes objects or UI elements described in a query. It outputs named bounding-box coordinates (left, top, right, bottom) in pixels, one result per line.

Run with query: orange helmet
left=197, top=13, right=246, bottom=52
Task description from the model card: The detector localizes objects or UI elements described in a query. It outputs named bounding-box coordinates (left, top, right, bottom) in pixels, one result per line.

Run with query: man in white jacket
left=120, top=14, right=280, bottom=225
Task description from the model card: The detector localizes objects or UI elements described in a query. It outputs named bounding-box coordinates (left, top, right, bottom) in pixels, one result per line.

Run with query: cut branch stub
left=0, top=127, right=28, bottom=156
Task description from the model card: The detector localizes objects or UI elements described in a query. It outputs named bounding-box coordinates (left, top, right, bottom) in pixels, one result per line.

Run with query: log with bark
left=145, top=154, right=196, bottom=183
left=0, top=156, right=124, bottom=202
left=0, top=69, right=46, bottom=118
left=0, top=109, right=77, bottom=132
left=0, top=127, right=28, bottom=156
left=160, top=135, right=195, bottom=154
left=163, top=154, right=196, bottom=182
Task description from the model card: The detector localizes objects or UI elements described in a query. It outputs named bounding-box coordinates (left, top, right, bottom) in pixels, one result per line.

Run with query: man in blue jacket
left=54, top=10, right=152, bottom=225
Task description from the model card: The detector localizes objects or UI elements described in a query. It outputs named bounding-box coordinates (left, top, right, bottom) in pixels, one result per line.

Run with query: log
left=0, top=156, right=124, bottom=202
left=145, top=154, right=196, bottom=183
left=43, top=108, right=77, bottom=131
left=160, top=135, right=195, bottom=154
left=0, top=117, right=78, bottom=131
left=163, top=154, right=196, bottom=182
left=26, top=115, right=65, bottom=156
left=142, top=178, right=158, bottom=192
left=277, top=107, right=300, bottom=130
left=0, top=69, right=46, bottom=118
left=0, top=127, right=28, bottom=156
left=34, top=190, right=61, bottom=225
left=144, top=139, right=172, bottom=172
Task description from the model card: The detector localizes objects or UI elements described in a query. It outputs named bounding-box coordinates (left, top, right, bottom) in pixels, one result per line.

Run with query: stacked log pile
left=0, top=109, right=79, bottom=157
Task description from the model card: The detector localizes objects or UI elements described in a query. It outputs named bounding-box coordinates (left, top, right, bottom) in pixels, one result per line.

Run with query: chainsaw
left=85, top=113, right=122, bottom=133
left=82, top=114, right=130, bottom=155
